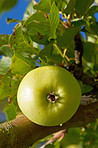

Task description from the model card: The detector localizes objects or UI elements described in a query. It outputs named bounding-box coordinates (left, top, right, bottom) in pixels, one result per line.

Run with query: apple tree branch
left=0, top=90, right=98, bottom=148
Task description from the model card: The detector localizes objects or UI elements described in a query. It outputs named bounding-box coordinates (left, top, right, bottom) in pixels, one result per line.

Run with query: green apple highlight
left=17, top=66, right=81, bottom=126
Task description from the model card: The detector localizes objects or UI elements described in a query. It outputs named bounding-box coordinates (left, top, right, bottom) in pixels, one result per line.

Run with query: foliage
left=30, top=120, right=98, bottom=148
left=0, top=0, right=17, bottom=14
left=0, top=0, right=98, bottom=147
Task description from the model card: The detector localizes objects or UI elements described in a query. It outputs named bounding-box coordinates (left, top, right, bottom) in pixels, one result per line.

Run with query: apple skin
left=66, top=144, right=82, bottom=148
left=17, top=66, right=81, bottom=126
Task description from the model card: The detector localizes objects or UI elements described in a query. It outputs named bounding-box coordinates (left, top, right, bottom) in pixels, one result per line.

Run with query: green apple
left=66, top=144, right=82, bottom=148
left=17, top=66, right=81, bottom=126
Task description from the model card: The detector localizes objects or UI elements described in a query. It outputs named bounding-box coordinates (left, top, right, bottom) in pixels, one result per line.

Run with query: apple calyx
left=47, top=92, right=59, bottom=103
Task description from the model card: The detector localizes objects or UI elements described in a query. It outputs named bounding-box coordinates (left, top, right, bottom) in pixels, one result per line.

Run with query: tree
left=0, top=0, right=98, bottom=147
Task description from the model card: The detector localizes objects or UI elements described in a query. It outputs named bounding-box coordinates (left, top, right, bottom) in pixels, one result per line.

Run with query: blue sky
left=0, top=0, right=31, bottom=35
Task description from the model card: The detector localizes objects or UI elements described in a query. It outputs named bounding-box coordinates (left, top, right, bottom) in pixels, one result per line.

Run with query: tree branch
left=73, top=69, right=98, bottom=89
left=0, top=90, right=98, bottom=148
left=74, top=33, right=83, bottom=67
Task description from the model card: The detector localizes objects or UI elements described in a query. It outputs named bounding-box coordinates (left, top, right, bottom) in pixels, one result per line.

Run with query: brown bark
left=74, top=33, right=83, bottom=67
left=0, top=90, right=98, bottom=148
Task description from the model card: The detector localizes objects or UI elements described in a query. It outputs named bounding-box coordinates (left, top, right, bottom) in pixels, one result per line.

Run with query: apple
left=66, top=144, right=82, bottom=148
left=17, top=66, right=81, bottom=126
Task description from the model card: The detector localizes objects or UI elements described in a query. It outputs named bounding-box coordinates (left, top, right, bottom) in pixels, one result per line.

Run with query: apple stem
left=47, top=92, right=59, bottom=103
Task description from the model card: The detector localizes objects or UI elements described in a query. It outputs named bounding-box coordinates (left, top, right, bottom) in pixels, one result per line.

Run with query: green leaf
left=61, top=128, right=81, bottom=147
left=0, top=56, right=11, bottom=74
left=85, top=17, right=98, bottom=36
left=83, top=41, right=98, bottom=64
left=0, top=45, right=13, bottom=57
left=64, top=0, right=76, bottom=15
left=0, top=72, right=21, bottom=101
left=23, top=1, right=36, bottom=20
left=24, top=11, right=50, bottom=44
left=26, top=19, right=50, bottom=36
left=57, top=25, right=82, bottom=48
left=80, top=121, right=98, bottom=148
left=48, top=2, right=60, bottom=39
left=6, top=18, right=22, bottom=24
left=33, top=0, right=51, bottom=13
left=90, top=22, right=98, bottom=36
left=85, top=5, right=98, bottom=18
left=75, top=0, right=94, bottom=16
left=10, top=52, right=36, bottom=75
left=0, top=98, right=8, bottom=112
left=82, top=39, right=98, bottom=75
left=39, top=43, right=63, bottom=65
left=81, top=85, right=93, bottom=94
left=78, top=81, right=93, bottom=94
left=4, top=103, right=16, bottom=121
left=10, top=26, right=39, bottom=55
left=24, top=4, right=60, bottom=41
left=24, top=11, right=47, bottom=26
left=0, top=0, right=17, bottom=14
left=0, top=34, right=9, bottom=47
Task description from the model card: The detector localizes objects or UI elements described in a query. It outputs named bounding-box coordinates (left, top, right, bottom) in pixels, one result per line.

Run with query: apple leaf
left=22, top=11, right=49, bottom=45
left=4, top=103, right=16, bottom=121
left=25, top=19, right=50, bottom=37
left=0, top=45, right=13, bottom=57
left=39, top=43, right=63, bottom=65
left=10, top=52, right=36, bottom=75
left=90, top=22, right=98, bottom=36
left=24, top=11, right=47, bottom=27
left=0, top=71, right=21, bottom=101
left=64, top=0, right=94, bottom=16
left=10, top=26, right=39, bottom=55
left=80, top=121, right=98, bottom=148
left=85, top=5, right=98, bottom=18
left=33, top=0, right=51, bottom=13
left=83, top=41, right=98, bottom=65
left=23, top=1, right=36, bottom=20
left=0, top=56, right=11, bottom=74
left=25, top=2, right=60, bottom=41
left=57, top=25, right=82, bottom=48
left=78, top=81, right=93, bottom=94
left=6, top=18, right=22, bottom=24
left=64, top=0, right=76, bottom=15
left=0, top=34, right=9, bottom=47
left=0, top=98, right=8, bottom=112
left=30, top=34, right=49, bottom=45
left=48, top=2, right=60, bottom=40
left=75, top=0, right=94, bottom=16
left=61, top=128, right=81, bottom=147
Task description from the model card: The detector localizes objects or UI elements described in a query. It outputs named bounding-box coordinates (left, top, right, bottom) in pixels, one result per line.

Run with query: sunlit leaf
left=0, top=56, right=11, bottom=74
left=10, top=26, right=39, bottom=55
left=10, top=52, right=36, bottom=75
left=33, top=0, right=51, bottom=13
left=0, top=71, right=21, bottom=101
left=0, top=45, right=13, bottom=57
left=23, top=1, right=36, bottom=20
left=48, top=2, right=60, bottom=39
